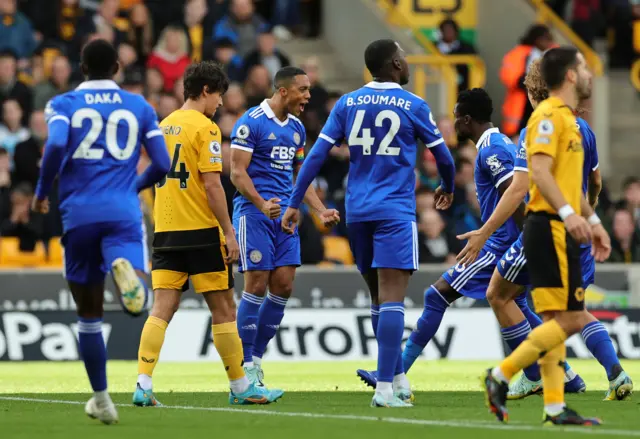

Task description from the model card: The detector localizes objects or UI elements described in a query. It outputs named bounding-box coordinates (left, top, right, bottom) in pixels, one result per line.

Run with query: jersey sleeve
left=44, top=96, right=71, bottom=146
left=526, top=111, right=562, bottom=160
left=317, top=97, right=346, bottom=145
left=230, top=113, right=258, bottom=153
left=141, top=101, right=163, bottom=141
left=514, top=128, right=528, bottom=172
left=481, top=141, right=515, bottom=188
left=196, top=125, right=223, bottom=173
left=414, top=100, right=444, bottom=148
left=582, top=122, right=599, bottom=171
left=295, top=125, right=306, bottom=166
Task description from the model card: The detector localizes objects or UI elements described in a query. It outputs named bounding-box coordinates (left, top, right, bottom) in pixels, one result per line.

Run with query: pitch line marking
left=0, top=396, right=637, bottom=437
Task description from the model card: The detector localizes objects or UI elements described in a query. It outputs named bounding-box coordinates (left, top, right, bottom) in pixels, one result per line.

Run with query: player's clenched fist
left=262, top=197, right=281, bottom=219
left=564, top=214, right=591, bottom=244
left=31, top=197, right=49, bottom=214
left=320, top=209, right=340, bottom=228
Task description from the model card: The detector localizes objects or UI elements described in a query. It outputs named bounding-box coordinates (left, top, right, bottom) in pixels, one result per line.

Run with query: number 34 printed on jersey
left=348, top=109, right=401, bottom=156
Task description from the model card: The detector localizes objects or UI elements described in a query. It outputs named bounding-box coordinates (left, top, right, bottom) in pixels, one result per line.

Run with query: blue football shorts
left=496, top=233, right=531, bottom=287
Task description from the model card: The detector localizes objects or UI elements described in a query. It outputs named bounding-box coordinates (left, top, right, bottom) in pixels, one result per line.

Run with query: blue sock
left=252, top=293, right=287, bottom=359
left=402, top=285, right=448, bottom=373
left=236, top=291, right=264, bottom=363
left=515, top=294, right=573, bottom=374
left=371, top=304, right=380, bottom=338
left=77, top=318, right=107, bottom=392
left=582, top=321, right=620, bottom=381
left=377, top=302, right=405, bottom=383
left=501, top=319, right=541, bottom=381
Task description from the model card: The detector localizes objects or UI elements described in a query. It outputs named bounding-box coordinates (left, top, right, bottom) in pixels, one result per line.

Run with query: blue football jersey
left=475, top=127, right=520, bottom=250
left=44, top=80, right=161, bottom=231
left=319, top=82, right=444, bottom=223
left=230, top=100, right=306, bottom=216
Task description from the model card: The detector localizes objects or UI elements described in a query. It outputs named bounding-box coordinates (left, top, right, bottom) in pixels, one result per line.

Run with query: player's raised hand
left=434, top=186, right=453, bottom=210
left=281, top=207, right=300, bottom=234
left=224, top=232, right=240, bottom=264
left=564, top=214, right=592, bottom=244
left=31, top=197, right=49, bottom=214
left=590, top=223, right=611, bottom=262
left=319, top=209, right=340, bottom=228
left=456, top=229, right=489, bottom=266
left=262, top=198, right=281, bottom=219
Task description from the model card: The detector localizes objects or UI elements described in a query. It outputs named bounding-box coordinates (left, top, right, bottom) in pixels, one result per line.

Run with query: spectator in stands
left=213, top=0, right=269, bottom=57
left=217, top=112, right=237, bottom=140
left=222, top=83, right=246, bottom=116
left=156, top=92, right=179, bottom=121
left=436, top=18, right=477, bottom=92
left=127, top=2, right=154, bottom=64
left=173, top=77, right=185, bottom=105
left=0, top=0, right=37, bottom=63
left=449, top=156, right=481, bottom=234
left=0, top=147, right=10, bottom=221
left=32, top=56, right=72, bottom=110
left=0, top=182, right=43, bottom=251
left=301, top=56, right=329, bottom=116
left=271, top=0, right=300, bottom=40
left=620, top=176, right=640, bottom=228
left=0, top=99, right=30, bottom=166
left=122, top=70, right=145, bottom=95
left=207, top=38, right=244, bottom=83
left=183, top=0, right=209, bottom=62
left=144, top=67, right=164, bottom=108
left=608, top=208, right=640, bottom=263
left=147, top=25, right=191, bottom=92
left=13, top=109, right=45, bottom=189
left=243, top=64, right=271, bottom=107
left=500, top=24, right=554, bottom=137
left=77, top=0, right=126, bottom=47
left=0, top=50, right=32, bottom=126
left=116, top=42, right=144, bottom=84
left=420, top=150, right=441, bottom=191
left=417, top=207, right=461, bottom=264
left=243, top=28, right=291, bottom=80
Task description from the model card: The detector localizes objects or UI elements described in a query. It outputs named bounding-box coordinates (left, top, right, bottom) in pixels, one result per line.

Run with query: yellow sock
left=212, top=321, right=245, bottom=380
left=138, top=316, right=168, bottom=376
left=499, top=320, right=567, bottom=381
left=540, top=343, right=566, bottom=408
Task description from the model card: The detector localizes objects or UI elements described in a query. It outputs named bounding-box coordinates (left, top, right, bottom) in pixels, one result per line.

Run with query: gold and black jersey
left=525, top=96, right=584, bottom=216
left=153, top=109, right=224, bottom=250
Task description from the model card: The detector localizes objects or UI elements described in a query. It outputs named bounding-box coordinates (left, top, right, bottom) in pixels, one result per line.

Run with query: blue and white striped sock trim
left=581, top=322, right=608, bottom=343
left=78, top=319, right=102, bottom=334
left=242, top=291, right=264, bottom=306
left=501, top=321, right=532, bottom=340
left=379, top=306, right=405, bottom=314
left=267, top=292, right=289, bottom=307
left=371, top=306, right=380, bottom=316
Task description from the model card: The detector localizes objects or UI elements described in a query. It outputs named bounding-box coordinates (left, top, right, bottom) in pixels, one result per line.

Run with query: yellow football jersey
left=525, top=96, right=584, bottom=216
left=153, top=109, right=224, bottom=250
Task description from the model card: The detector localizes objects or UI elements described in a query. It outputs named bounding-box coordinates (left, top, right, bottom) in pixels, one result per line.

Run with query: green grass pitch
left=1, top=360, right=640, bottom=439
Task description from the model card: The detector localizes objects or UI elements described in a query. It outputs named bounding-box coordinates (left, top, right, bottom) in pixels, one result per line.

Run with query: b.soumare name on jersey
left=345, top=94, right=413, bottom=110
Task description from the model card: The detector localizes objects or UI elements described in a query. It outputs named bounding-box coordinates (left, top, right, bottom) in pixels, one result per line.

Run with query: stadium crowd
left=0, top=0, right=638, bottom=266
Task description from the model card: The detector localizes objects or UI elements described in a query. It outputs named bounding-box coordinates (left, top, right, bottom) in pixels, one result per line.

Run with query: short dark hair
left=81, top=39, right=118, bottom=78
left=541, top=46, right=579, bottom=90
left=520, top=24, right=551, bottom=46
left=274, top=66, right=306, bottom=89
left=12, top=182, right=33, bottom=197
left=439, top=18, right=459, bottom=34
left=214, top=38, right=236, bottom=50
left=623, top=176, right=640, bottom=190
left=0, top=147, right=8, bottom=156
left=0, top=49, right=18, bottom=60
left=456, top=88, right=493, bottom=123
left=364, top=39, right=398, bottom=77
left=183, top=61, right=229, bottom=101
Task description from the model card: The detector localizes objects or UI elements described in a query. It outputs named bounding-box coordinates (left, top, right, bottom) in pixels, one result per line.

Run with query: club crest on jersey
left=209, top=141, right=221, bottom=154
left=293, top=132, right=301, bottom=145
left=517, top=145, right=527, bottom=160
left=486, top=154, right=505, bottom=176
left=236, top=124, right=250, bottom=140
left=250, top=250, right=262, bottom=263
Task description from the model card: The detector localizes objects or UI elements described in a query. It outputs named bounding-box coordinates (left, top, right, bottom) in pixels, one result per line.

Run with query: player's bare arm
left=230, top=148, right=281, bottom=219
left=579, top=196, right=611, bottom=262
left=588, top=167, right=602, bottom=209
left=202, top=171, right=239, bottom=264
left=530, top=152, right=591, bottom=244
left=456, top=173, right=527, bottom=265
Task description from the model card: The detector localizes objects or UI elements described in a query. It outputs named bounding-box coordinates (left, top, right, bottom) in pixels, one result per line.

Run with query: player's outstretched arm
left=137, top=132, right=170, bottom=192
left=230, top=148, right=281, bottom=219
left=202, top=171, right=239, bottom=263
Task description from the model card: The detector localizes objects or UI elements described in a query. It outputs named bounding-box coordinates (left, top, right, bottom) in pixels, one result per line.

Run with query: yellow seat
left=46, top=238, right=64, bottom=267
left=0, top=237, right=47, bottom=267
left=322, top=236, right=354, bottom=265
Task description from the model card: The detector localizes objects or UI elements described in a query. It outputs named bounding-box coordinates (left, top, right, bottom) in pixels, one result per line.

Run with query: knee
left=486, top=287, right=504, bottom=308
left=555, top=310, right=591, bottom=336
left=244, top=274, right=269, bottom=296
left=269, top=280, right=293, bottom=298
left=424, top=286, right=449, bottom=313
left=210, top=291, right=237, bottom=324
left=151, top=293, right=180, bottom=322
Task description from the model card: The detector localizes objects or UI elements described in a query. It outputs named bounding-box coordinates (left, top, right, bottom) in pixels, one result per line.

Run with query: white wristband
left=588, top=213, right=601, bottom=225
left=558, top=205, right=575, bottom=221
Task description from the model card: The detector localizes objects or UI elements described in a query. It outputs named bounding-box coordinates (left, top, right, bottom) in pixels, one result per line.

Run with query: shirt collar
left=476, top=127, right=500, bottom=150
left=364, top=81, right=402, bottom=90
left=260, top=99, right=289, bottom=127
left=75, top=80, right=120, bottom=91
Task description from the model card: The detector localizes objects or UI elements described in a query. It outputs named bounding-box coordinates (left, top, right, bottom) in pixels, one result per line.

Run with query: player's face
left=453, top=104, right=471, bottom=140
left=204, top=90, right=223, bottom=118
left=283, top=74, right=311, bottom=117
left=574, top=53, right=592, bottom=101
left=395, top=44, right=410, bottom=86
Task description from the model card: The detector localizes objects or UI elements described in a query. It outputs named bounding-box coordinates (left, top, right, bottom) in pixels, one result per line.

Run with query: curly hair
left=523, top=58, right=549, bottom=103
left=183, top=61, right=229, bottom=101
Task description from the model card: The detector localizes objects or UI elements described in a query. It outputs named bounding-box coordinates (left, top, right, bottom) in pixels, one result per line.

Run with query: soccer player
left=282, top=39, right=456, bottom=407
left=133, top=61, right=283, bottom=407
left=355, top=89, right=546, bottom=393
left=458, top=59, right=632, bottom=401
left=230, top=66, right=340, bottom=386
left=32, top=39, right=171, bottom=424
left=483, top=47, right=611, bottom=426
